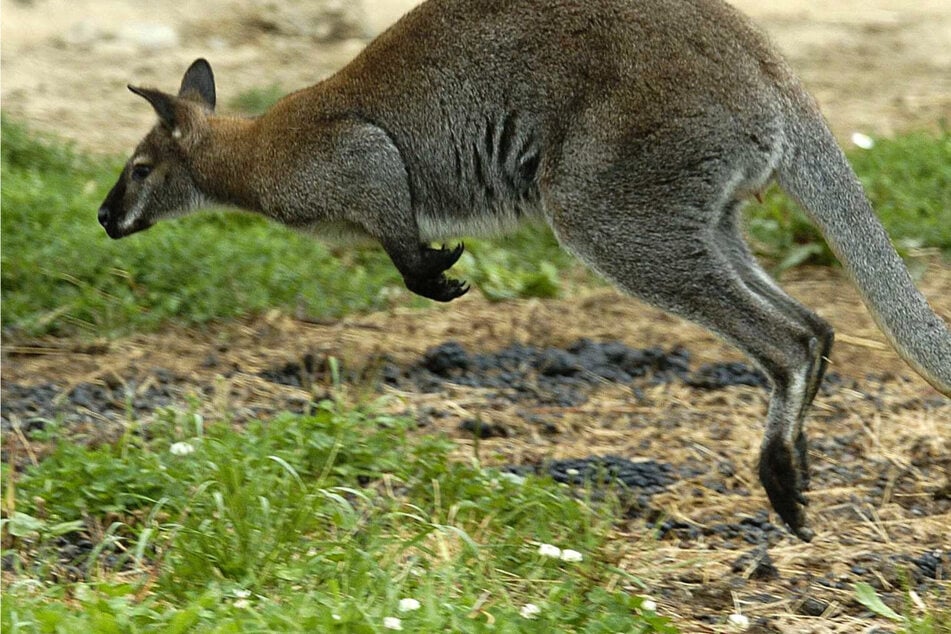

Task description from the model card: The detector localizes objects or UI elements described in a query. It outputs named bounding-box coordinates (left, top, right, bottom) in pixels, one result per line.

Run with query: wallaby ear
left=128, top=85, right=178, bottom=128
left=178, top=58, right=216, bottom=111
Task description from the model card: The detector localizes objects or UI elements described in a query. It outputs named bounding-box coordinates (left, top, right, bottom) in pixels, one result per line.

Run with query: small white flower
left=383, top=616, right=403, bottom=630
left=851, top=132, right=875, bottom=150
left=640, top=599, right=657, bottom=612
left=538, top=543, right=562, bottom=558
left=398, top=598, right=421, bottom=612
left=499, top=471, right=526, bottom=486
left=331, top=614, right=341, bottom=621
left=728, top=613, right=750, bottom=630
left=233, top=588, right=251, bottom=599
left=169, top=441, right=195, bottom=456
left=560, top=549, right=583, bottom=562
left=233, top=598, right=251, bottom=610
left=520, top=603, right=541, bottom=619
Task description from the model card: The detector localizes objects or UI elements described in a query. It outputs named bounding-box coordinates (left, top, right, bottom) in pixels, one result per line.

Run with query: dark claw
left=404, top=274, right=470, bottom=302
left=759, top=434, right=813, bottom=541
left=419, top=242, right=466, bottom=278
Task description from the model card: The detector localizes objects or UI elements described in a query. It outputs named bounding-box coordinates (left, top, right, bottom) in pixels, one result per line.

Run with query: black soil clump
left=902, top=549, right=946, bottom=581
left=732, top=547, right=781, bottom=580
left=379, top=339, right=771, bottom=406
left=1, top=376, right=178, bottom=434
left=685, top=362, right=768, bottom=390
left=459, top=418, right=510, bottom=439
left=505, top=455, right=675, bottom=495
left=1, top=338, right=780, bottom=434
left=258, top=353, right=328, bottom=389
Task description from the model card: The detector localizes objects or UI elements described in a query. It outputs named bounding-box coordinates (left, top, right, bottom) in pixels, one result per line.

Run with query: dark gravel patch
left=656, top=510, right=788, bottom=546
left=502, top=455, right=677, bottom=521
left=731, top=547, right=781, bottom=580
left=377, top=339, right=783, bottom=406
left=459, top=418, right=510, bottom=438
left=505, top=454, right=676, bottom=493
left=258, top=352, right=323, bottom=388
left=901, top=549, right=946, bottom=582
left=0, top=339, right=774, bottom=440
left=1, top=376, right=178, bottom=434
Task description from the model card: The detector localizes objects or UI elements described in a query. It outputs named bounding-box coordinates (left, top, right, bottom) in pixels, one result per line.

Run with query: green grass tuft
left=3, top=401, right=677, bottom=632
left=229, top=84, right=286, bottom=116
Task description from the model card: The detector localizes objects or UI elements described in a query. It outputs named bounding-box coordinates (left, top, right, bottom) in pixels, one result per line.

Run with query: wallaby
left=98, top=0, right=951, bottom=540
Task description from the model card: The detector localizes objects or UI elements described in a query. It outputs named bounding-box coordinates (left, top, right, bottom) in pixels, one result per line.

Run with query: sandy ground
left=3, top=0, right=950, bottom=632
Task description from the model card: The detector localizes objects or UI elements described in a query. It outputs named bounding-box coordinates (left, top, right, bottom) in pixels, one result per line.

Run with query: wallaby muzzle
left=98, top=176, right=152, bottom=239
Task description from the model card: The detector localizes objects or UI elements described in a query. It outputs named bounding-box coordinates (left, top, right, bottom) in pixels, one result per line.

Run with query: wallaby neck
left=195, top=117, right=269, bottom=214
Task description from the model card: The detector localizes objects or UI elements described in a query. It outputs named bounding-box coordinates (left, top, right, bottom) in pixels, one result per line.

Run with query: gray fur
left=98, top=0, right=950, bottom=540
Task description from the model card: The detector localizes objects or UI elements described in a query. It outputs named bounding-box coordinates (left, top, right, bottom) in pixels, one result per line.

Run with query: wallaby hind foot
left=758, top=337, right=830, bottom=541
left=760, top=433, right=812, bottom=540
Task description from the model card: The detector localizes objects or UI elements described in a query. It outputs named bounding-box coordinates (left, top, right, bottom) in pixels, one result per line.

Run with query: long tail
left=775, top=106, right=951, bottom=396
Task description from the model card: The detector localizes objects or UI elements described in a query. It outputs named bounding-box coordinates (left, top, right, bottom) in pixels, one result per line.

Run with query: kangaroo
left=98, top=0, right=951, bottom=540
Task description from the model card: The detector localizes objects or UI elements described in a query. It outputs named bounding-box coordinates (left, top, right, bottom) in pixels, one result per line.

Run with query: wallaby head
left=98, top=59, right=216, bottom=239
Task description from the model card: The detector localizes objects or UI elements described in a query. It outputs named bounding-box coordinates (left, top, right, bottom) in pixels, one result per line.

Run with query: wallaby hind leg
left=545, top=183, right=824, bottom=539
left=716, top=201, right=834, bottom=509
left=716, top=203, right=835, bottom=417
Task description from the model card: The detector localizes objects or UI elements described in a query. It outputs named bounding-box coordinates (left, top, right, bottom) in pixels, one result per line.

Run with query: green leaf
left=2, top=512, right=46, bottom=537
left=776, top=243, right=825, bottom=275
left=854, top=582, right=904, bottom=621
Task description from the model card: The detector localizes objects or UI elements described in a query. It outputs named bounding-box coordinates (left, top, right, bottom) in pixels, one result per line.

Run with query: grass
left=229, top=83, right=285, bottom=116
left=1, top=397, right=675, bottom=633
left=853, top=582, right=951, bottom=634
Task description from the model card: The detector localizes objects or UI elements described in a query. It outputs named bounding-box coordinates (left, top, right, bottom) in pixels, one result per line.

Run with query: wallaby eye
left=131, top=164, right=153, bottom=181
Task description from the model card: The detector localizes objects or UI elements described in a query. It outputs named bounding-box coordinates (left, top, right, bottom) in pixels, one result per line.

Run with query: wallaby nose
left=98, top=206, right=110, bottom=227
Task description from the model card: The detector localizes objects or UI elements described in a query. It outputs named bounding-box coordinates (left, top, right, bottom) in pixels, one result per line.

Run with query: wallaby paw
left=405, top=274, right=470, bottom=302
left=759, top=436, right=813, bottom=541
left=419, top=243, right=466, bottom=277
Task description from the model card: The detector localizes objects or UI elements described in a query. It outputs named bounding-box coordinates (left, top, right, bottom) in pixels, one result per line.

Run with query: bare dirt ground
left=2, top=1, right=950, bottom=632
